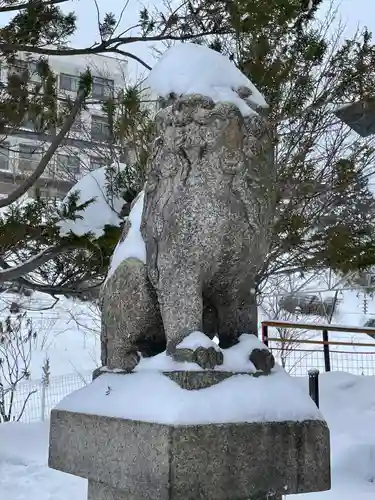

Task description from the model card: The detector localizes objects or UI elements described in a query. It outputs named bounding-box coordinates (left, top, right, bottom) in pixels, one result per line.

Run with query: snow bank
left=0, top=421, right=49, bottom=466
left=147, top=43, right=268, bottom=116
left=57, top=164, right=126, bottom=238
left=293, top=372, right=375, bottom=491
left=106, top=191, right=146, bottom=281
left=0, top=421, right=86, bottom=500
left=28, top=324, right=99, bottom=379
left=0, top=291, right=100, bottom=381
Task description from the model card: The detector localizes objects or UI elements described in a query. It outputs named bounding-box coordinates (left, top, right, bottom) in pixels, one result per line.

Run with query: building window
left=90, top=156, right=107, bottom=171
left=31, top=186, right=67, bottom=200
left=56, top=154, right=80, bottom=176
left=0, top=143, right=10, bottom=171
left=60, top=73, right=80, bottom=92
left=45, top=163, right=55, bottom=178
left=21, top=114, right=35, bottom=130
left=55, top=190, right=68, bottom=200
left=91, top=115, right=110, bottom=141
left=19, top=144, right=42, bottom=172
left=8, top=59, right=27, bottom=77
left=92, top=76, right=114, bottom=99
left=9, top=59, right=40, bottom=83
left=33, top=187, right=50, bottom=199
left=71, top=112, right=82, bottom=132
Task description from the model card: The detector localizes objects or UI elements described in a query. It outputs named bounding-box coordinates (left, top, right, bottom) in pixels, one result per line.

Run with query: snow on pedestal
left=57, top=163, right=126, bottom=238
left=56, top=334, right=322, bottom=425
left=147, top=42, right=268, bottom=116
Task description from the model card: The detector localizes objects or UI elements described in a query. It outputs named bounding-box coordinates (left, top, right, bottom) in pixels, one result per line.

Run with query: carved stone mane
left=142, top=95, right=275, bottom=289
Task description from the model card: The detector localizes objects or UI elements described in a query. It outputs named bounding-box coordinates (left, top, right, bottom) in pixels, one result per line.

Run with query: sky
left=61, top=0, right=161, bottom=81
left=339, top=0, right=375, bottom=32
left=59, top=0, right=375, bottom=81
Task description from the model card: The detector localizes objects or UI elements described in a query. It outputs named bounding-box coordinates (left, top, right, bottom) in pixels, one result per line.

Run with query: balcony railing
left=0, top=156, right=78, bottom=180
left=19, top=158, right=41, bottom=172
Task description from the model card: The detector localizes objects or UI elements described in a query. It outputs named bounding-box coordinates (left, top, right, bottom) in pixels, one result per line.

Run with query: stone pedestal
left=48, top=370, right=331, bottom=500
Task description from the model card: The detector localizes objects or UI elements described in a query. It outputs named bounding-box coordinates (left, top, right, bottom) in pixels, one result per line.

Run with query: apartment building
left=0, top=52, right=127, bottom=199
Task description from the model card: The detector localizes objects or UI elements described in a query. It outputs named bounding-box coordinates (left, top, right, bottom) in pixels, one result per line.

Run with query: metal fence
left=5, top=370, right=92, bottom=423
left=271, top=347, right=375, bottom=376
left=262, top=320, right=375, bottom=376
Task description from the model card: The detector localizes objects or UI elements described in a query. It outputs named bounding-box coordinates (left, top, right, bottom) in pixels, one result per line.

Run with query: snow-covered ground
left=0, top=371, right=374, bottom=500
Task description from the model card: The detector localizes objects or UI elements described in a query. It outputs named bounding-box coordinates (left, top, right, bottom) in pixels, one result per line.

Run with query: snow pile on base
left=57, top=164, right=126, bottom=238
left=106, top=191, right=146, bottom=281
left=134, top=333, right=267, bottom=373
left=176, top=330, right=221, bottom=351
left=147, top=43, right=268, bottom=116
left=217, top=334, right=271, bottom=372
left=56, top=368, right=321, bottom=425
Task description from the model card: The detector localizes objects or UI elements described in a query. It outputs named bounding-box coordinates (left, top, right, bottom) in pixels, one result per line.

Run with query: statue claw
left=172, top=346, right=224, bottom=370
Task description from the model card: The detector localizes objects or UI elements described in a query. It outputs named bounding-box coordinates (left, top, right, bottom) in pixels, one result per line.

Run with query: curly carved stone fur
left=101, top=93, right=276, bottom=371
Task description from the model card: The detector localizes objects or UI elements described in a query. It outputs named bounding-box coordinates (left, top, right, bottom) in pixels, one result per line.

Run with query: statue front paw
left=250, top=348, right=275, bottom=374
left=172, top=346, right=224, bottom=369
left=107, top=352, right=140, bottom=373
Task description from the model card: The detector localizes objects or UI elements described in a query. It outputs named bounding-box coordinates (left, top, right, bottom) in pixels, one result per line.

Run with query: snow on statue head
left=100, top=43, right=277, bottom=373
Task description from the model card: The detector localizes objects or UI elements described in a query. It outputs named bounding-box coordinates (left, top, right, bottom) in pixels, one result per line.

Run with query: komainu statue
left=100, top=92, right=276, bottom=372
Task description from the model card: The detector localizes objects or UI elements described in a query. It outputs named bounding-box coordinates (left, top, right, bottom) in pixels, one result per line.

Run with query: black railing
left=261, top=320, right=375, bottom=374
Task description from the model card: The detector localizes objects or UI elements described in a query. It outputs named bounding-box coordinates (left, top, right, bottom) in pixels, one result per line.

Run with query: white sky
left=339, top=0, right=375, bottom=32
left=60, top=0, right=375, bottom=79
left=61, top=0, right=158, bottom=80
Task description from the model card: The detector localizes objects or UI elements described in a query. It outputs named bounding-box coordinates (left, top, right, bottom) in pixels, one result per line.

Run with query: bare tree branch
left=112, top=48, right=152, bottom=70
left=0, top=246, right=67, bottom=281
left=0, top=86, right=87, bottom=208
left=10, top=274, right=103, bottom=298
left=0, top=29, right=229, bottom=67
left=93, top=0, right=102, bottom=42
left=0, top=0, right=68, bottom=13
left=112, top=0, right=131, bottom=35
left=16, top=390, right=37, bottom=422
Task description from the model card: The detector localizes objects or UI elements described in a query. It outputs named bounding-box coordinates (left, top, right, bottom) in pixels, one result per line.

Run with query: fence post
left=322, top=329, right=331, bottom=372
left=40, top=381, right=46, bottom=422
left=262, top=323, right=269, bottom=347
left=308, top=369, right=320, bottom=408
